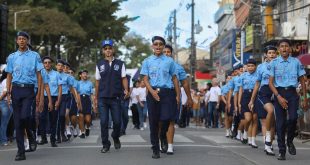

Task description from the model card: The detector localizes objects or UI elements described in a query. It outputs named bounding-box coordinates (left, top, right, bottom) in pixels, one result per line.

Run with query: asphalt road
left=1, top=120, right=310, bottom=165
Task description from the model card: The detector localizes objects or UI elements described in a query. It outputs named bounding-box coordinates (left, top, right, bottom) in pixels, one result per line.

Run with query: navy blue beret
left=152, top=36, right=166, bottom=45
left=56, top=59, right=66, bottom=65
left=17, top=31, right=30, bottom=39
left=264, top=45, right=277, bottom=53
left=101, top=40, right=113, bottom=47
left=277, top=38, right=291, bottom=46
left=42, top=56, right=54, bottom=62
left=246, top=58, right=257, bottom=65
left=164, top=44, right=173, bottom=52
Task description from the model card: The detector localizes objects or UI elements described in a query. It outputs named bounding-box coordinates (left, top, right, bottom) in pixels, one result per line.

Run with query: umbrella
left=297, top=54, right=310, bottom=65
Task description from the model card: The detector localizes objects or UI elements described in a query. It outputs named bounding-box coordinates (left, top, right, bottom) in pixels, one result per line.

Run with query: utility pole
left=250, top=0, right=262, bottom=62
left=190, top=0, right=196, bottom=89
left=173, top=9, right=178, bottom=62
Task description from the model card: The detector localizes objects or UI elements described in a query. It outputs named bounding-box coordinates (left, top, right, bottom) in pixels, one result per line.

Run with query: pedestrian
left=208, top=78, right=221, bottom=128
left=94, top=39, right=129, bottom=153
left=38, top=56, right=62, bottom=147
left=204, top=83, right=212, bottom=127
left=140, top=36, right=180, bottom=159
left=136, top=80, right=148, bottom=131
left=6, top=31, right=44, bottom=161
left=249, top=45, right=277, bottom=155
left=238, top=59, right=259, bottom=147
left=130, top=80, right=140, bottom=129
left=77, top=70, right=94, bottom=138
left=163, top=44, right=192, bottom=154
left=269, top=39, right=308, bottom=160
left=0, top=70, right=12, bottom=146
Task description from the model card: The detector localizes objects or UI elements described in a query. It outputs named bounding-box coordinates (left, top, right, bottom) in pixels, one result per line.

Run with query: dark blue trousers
left=274, top=87, right=299, bottom=154
left=120, top=98, right=129, bottom=133
left=57, top=94, right=68, bottom=139
left=11, top=86, right=35, bottom=154
left=98, top=97, right=121, bottom=147
left=147, top=88, right=175, bottom=151
left=39, top=96, right=58, bottom=143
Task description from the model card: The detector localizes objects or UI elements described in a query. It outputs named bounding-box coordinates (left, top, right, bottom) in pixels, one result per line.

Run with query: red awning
left=297, top=54, right=310, bottom=65
left=195, top=71, right=213, bottom=80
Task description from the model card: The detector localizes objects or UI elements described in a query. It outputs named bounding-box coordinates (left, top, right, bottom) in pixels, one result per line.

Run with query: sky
left=116, top=0, right=219, bottom=50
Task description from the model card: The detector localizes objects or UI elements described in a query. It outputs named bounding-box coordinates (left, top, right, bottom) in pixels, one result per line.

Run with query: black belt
left=12, top=83, right=34, bottom=88
left=277, top=86, right=296, bottom=90
left=81, top=94, right=90, bottom=97
left=151, top=87, right=174, bottom=92
left=243, top=89, right=253, bottom=93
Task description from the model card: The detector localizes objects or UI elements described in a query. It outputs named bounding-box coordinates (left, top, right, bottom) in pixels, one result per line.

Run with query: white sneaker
left=143, top=122, right=147, bottom=129
left=66, top=127, right=72, bottom=136
left=73, top=128, right=78, bottom=137
left=225, top=130, right=230, bottom=137
left=24, top=139, right=29, bottom=150
left=140, top=128, right=144, bottom=131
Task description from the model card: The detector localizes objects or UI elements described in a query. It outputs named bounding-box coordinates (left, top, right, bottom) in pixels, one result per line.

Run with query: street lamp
left=14, top=10, right=30, bottom=31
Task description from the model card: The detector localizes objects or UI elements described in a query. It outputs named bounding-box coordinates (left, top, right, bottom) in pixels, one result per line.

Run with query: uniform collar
left=17, top=48, right=30, bottom=56
left=152, top=54, right=165, bottom=59
left=279, top=55, right=291, bottom=63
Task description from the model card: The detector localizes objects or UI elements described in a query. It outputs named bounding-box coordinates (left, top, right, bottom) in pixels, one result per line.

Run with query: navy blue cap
left=264, top=45, right=277, bottom=53
left=17, top=31, right=30, bottom=39
left=56, top=59, right=66, bottom=65
left=64, top=61, right=71, bottom=67
left=233, top=65, right=239, bottom=70
left=152, top=36, right=166, bottom=45
left=79, top=70, right=88, bottom=75
left=227, top=71, right=233, bottom=76
left=277, top=38, right=291, bottom=46
left=164, top=44, right=173, bottom=52
left=42, top=56, right=54, bottom=62
left=101, top=39, right=113, bottom=47
left=246, top=58, right=257, bottom=65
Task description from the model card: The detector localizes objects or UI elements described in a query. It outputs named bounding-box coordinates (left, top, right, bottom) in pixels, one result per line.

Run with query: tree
left=121, top=33, right=152, bottom=69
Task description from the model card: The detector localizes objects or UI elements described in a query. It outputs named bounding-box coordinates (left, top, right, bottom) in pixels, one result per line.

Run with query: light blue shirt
left=6, top=49, right=44, bottom=84
left=256, top=62, right=272, bottom=87
left=221, top=85, right=230, bottom=96
left=270, top=56, right=305, bottom=87
left=240, top=71, right=258, bottom=90
left=77, top=80, right=93, bottom=95
left=234, top=75, right=242, bottom=92
left=140, top=54, right=177, bottom=89
left=42, top=69, right=62, bottom=96
left=175, top=62, right=187, bottom=81
left=58, top=72, right=75, bottom=94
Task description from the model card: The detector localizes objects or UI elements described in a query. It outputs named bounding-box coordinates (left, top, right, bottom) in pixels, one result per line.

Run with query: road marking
left=120, top=135, right=146, bottom=143
left=71, top=135, right=98, bottom=144
left=174, top=134, right=194, bottom=143
left=200, top=135, right=239, bottom=144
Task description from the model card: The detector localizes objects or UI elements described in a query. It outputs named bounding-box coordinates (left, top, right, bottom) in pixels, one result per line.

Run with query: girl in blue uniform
left=249, top=46, right=277, bottom=155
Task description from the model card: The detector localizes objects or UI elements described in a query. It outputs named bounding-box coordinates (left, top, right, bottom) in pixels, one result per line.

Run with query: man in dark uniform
left=94, top=39, right=129, bottom=153
left=269, top=39, right=308, bottom=160
left=6, top=31, right=44, bottom=161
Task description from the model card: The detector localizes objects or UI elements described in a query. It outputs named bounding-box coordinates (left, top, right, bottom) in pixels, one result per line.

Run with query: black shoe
left=251, top=144, right=258, bottom=148
left=265, top=149, right=275, bottom=156
left=85, top=129, right=90, bottom=137
left=277, top=153, right=286, bottom=160
left=160, top=138, right=168, bottom=153
left=15, top=153, right=26, bottom=161
left=29, top=140, right=37, bottom=152
left=38, top=138, right=48, bottom=145
left=167, top=150, right=174, bottom=155
left=101, top=145, right=110, bottom=153
left=113, top=138, right=121, bottom=150
left=242, top=139, right=248, bottom=144
left=152, top=150, right=160, bottom=159
left=79, top=133, right=86, bottom=139
left=62, top=134, right=68, bottom=142
left=288, top=143, right=296, bottom=155
left=51, top=142, right=58, bottom=147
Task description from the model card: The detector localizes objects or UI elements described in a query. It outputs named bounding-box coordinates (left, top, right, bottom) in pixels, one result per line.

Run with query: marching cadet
left=77, top=70, right=94, bottom=138
left=94, top=39, right=129, bottom=153
left=269, top=39, right=308, bottom=160
left=6, top=31, right=43, bottom=161
left=238, top=59, right=258, bottom=148
left=163, top=44, right=193, bottom=155
left=249, top=45, right=277, bottom=155
left=222, top=74, right=232, bottom=137
left=140, top=36, right=180, bottom=159
left=38, top=56, right=62, bottom=147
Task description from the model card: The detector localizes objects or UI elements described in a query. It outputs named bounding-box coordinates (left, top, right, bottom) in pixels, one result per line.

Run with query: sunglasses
left=104, top=47, right=112, bottom=50
left=153, top=42, right=164, bottom=46
left=44, top=61, right=52, bottom=64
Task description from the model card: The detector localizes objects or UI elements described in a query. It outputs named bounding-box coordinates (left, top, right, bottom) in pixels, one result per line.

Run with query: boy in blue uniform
left=38, top=56, right=62, bottom=147
left=6, top=32, right=44, bottom=161
left=163, top=45, right=192, bottom=155
left=77, top=70, right=94, bottom=138
left=222, top=75, right=232, bottom=137
left=140, top=36, right=180, bottom=159
left=249, top=45, right=277, bottom=155
left=238, top=59, right=259, bottom=147
left=269, top=39, right=308, bottom=160
left=94, top=39, right=129, bottom=153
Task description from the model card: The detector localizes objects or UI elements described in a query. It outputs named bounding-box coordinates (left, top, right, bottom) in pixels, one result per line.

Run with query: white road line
left=174, top=134, right=194, bottom=143
left=120, top=135, right=147, bottom=143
